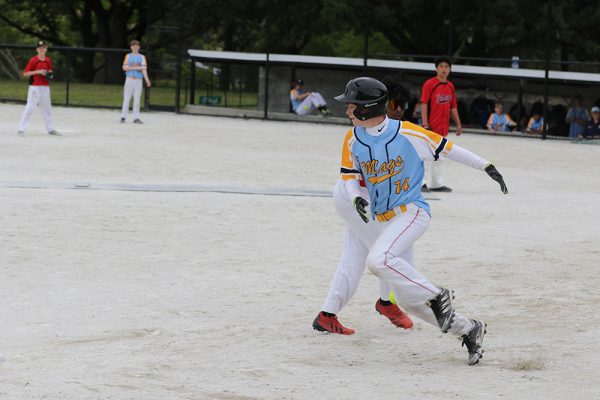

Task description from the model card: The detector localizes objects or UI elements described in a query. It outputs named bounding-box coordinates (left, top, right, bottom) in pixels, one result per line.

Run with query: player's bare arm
left=451, top=107, right=462, bottom=135
left=421, top=102, right=429, bottom=127
left=23, top=69, right=46, bottom=77
left=142, top=68, right=152, bottom=87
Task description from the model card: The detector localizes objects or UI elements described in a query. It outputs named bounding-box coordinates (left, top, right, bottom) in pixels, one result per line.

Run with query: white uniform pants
left=366, top=204, right=473, bottom=337
left=121, top=77, right=143, bottom=119
left=321, top=180, right=394, bottom=314
left=18, top=86, right=54, bottom=133
left=424, top=159, right=445, bottom=189
left=294, top=92, right=327, bottom=115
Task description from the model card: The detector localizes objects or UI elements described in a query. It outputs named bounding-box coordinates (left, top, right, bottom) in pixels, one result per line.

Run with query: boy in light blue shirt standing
left=121, top=40, right=152, bottom=124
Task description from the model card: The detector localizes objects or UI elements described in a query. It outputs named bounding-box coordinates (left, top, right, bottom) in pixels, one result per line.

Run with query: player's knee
left=366, top=250, right=386, bottom=275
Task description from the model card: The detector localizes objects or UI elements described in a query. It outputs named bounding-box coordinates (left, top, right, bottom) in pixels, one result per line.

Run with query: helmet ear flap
left=353, top=106, right=370, bottom=121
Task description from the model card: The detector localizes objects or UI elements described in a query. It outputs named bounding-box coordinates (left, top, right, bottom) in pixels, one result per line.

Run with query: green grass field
left=0, top=80, right=258, bottom=109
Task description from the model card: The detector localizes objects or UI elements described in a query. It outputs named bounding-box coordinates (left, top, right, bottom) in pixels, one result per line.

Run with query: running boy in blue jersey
left=332, top=77, right=508, bottom=365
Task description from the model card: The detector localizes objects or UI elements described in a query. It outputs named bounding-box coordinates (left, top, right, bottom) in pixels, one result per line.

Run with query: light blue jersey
left=527, top=116, right=544, bottom=131
left=567, top=107, right=589, bottom=138
left=488, top=113, right=512, bottom=131
left=351, top=119, right=430, bottom=216
left=290, top=89, right=303, bottom=111
left=123, top=53, right=145, bottom=79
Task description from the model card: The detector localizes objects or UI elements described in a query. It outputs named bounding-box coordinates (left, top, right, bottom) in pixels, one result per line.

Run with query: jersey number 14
left=394, top=178, right=410, bottom=194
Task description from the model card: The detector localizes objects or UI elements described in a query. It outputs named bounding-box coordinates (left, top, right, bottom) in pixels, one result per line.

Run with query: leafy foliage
left=0, top=0, right=598, bottom=83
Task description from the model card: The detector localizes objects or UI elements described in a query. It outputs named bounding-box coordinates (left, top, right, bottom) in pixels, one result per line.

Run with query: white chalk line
left=0, top=180, right=441, bottom=200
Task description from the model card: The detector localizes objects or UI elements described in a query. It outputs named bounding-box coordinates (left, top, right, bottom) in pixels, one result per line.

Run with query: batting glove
left=485, top=164, right=508, bottom=194
left=354, top=196, right=369, bottom=223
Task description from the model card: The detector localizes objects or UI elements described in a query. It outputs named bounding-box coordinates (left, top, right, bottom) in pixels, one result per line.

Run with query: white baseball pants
left=121, top=77, right=143, bottom=119
left=18, top=86, right=55, bottom=133
left=423, top=160, right=445, bottom=189
left=294, top=92, right=327, bottom=115
left=366, top=204, right=473, bottom=336
left=321, top=180, right=394, bottom=314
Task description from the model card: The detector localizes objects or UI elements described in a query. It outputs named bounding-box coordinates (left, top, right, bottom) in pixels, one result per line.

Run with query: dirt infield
left=1, top=103, right=599, bottom=399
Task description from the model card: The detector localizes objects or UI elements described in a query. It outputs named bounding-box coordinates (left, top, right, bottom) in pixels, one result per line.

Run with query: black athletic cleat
left=462, top=319, right=486, bottom=366
left=421, top=184, right=430, bottom=193
left=120, top=118, right=125, bottom=123
left=429, top=288, right=456, bottom=333
left=430, top=186, right=453, bottom=192
left=133, top=119, right=143, bottom=124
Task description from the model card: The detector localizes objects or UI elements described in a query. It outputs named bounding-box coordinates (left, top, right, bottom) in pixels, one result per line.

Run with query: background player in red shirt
left=420, top=56, right=462, bottom=192
left=17, top=40, right=59, bottom=136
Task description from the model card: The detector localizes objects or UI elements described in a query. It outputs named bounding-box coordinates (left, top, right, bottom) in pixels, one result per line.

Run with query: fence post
left=542, top=0, right=552, bottom=140
left=145, top=28, right=151, bottom=111
left=264, top=53, right=269, bottom=119
left=175, top=26, right=182, bottom=114
left=363, top=17, right=368, bottom=73
left=264, top=7, right=271, bottom=119
left=66, top=51, right=71, bottom=106
left=190, top=58, right=195, bottom=105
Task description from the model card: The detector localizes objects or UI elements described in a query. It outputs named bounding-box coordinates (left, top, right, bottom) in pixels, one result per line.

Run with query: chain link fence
left=0, top=43, right=180, bottom=111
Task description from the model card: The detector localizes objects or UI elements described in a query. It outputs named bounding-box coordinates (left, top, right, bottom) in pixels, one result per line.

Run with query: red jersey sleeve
left=23, top=56, right=37, bottom=74
left=450, top=81, right=457, bottom=108
left=47, top=57, right=53, bottom=71
left=420, top=79, right=432, bottom=104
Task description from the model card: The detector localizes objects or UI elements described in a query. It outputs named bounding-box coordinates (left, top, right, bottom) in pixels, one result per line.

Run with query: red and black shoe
left=376, top=299, right=414, bottom=329
left=312, top=312, right=355, bottom=335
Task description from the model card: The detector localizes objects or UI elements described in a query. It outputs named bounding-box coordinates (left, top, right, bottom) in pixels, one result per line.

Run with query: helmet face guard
left=335, top=77, right=388, bottom=121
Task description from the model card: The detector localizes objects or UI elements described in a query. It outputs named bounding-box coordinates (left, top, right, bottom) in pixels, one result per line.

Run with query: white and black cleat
left=462, top=319, right=486, bottom=366
left=429, top=287, right=456, bottom=333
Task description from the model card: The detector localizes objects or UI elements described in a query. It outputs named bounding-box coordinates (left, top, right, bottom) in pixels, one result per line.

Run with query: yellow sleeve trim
left=401, top=121, right=444, bottom=145
left=401, top=121, right=454, bottom=154
left=340, top=129, right=355, bottom=170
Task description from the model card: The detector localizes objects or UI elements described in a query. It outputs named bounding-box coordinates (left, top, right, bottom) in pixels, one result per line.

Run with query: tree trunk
left=73, top=2, right=97, bottom=82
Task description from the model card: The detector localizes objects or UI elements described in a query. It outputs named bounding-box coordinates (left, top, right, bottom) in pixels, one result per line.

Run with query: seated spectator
left=583, top=106, right=600, bottom=139
left=486, top=102, right=517, bottom=132
left=289, top=78, right=332, bottom=116
left=526, top=111, right=545, bottom=135
left=565, top=95, right=589, bottom=139
left=412, top=101, right=422, bottom=125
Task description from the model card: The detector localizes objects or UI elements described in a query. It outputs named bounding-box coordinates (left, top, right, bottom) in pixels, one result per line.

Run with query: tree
left=0, top=0, right=164, bottom=82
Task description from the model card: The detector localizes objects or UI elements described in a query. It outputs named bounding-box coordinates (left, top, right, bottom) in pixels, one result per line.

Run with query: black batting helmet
left=334, top=77, right=388, bottom=121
